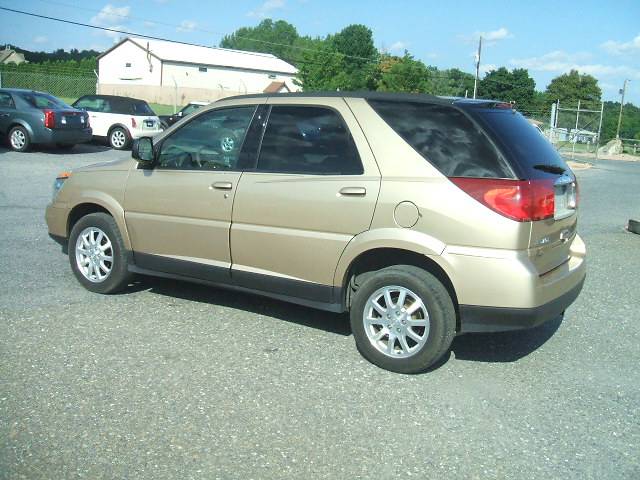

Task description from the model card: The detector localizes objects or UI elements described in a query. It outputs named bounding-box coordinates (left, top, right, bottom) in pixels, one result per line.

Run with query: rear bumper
left=459, top=275, right=585, bottom=333
left=34, top=128, right=93, bottom=145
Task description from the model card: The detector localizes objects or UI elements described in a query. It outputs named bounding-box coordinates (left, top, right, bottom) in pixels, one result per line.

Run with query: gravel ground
left=1, top=144, right=638, bottom=479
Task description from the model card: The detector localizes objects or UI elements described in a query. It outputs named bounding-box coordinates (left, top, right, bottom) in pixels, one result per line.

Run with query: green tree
left=544, top=69, right=602, bottom=110
left=478, top=67, right=536, bottom=112
left=376, top=52, right=430, bottom=93
left=220, top=19, right=299, bottom=65
left=330, top=24, right=378, bottom=90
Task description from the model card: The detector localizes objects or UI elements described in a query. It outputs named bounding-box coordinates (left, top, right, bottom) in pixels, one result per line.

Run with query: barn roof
left=98, top=37, right=298, bottom=75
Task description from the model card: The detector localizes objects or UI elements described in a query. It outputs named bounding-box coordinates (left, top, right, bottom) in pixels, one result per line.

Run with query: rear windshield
left=469, top=109, right=569, bottom=179
left=18, top=92, right=69, bottom=109
left=132, top=101, right=154, bottom=116
left=368, top=100, right=513, bottom=178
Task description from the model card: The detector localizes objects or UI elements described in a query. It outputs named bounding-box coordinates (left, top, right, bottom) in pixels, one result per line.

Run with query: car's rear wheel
left=109, top=127, right=130, bottom=150
left=8, top=126, right=30, bottom=152
left=69, top=213, right=132, bottom=294
left=350, top=265, right=456, bottom=374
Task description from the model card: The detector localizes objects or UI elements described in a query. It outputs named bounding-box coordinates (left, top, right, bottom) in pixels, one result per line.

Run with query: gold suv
left=46, top=92, right=586, bottom=373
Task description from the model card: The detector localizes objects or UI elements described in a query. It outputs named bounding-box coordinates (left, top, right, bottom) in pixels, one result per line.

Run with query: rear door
left=230, top=98, right=380, bottom=300
left=471, top=108, right=577, bottom=274
left=124, top=104, right=259, bottom=280
left=0, top=91, right=16, bottom=134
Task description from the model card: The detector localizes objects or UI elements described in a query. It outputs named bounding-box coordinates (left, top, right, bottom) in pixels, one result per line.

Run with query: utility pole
left=473, top=36, right=482, bottom=99
left=616, top=79, right=629, bottom=139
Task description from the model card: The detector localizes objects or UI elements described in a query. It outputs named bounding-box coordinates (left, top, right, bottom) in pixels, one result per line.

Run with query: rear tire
left=69, top=213, right=132, bottom=294
left=8, top=126, right=30, bottom=152
left=350, top=265, right=456, bottom=374
left=108, top=127, right=130, bottom=150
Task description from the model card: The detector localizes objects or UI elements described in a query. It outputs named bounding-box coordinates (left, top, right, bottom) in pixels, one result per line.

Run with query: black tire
left=68, top=212, right=132, bottom=294
left=8, top=125, right=31, bottom=152
left=108, top=127, right=130, bottom=150
left=350, top=265, right=456, bottom=374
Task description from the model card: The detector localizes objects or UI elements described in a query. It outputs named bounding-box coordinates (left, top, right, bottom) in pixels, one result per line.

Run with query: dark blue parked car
left=0, top=88, right=92, bottom=152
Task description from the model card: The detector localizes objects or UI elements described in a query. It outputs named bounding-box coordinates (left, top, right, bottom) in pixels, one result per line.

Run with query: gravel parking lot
left=1, top=144, right=638, bottom=479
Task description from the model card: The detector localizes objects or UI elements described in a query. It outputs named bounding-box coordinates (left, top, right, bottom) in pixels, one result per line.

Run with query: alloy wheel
left=363, top=285, right=430, bottom=358
left=75, top=227, right=114, bottom=283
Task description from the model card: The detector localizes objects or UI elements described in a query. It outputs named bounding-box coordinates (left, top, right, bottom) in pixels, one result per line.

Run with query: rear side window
left=471, top=110, right=569, bottom=179
left=368, top=100, right=513, bottom=178
left=0, top=92, right=15, bottom=108
left=18, top=92, right=69, bottom=109
left=257, top=106, right=363, bottom=175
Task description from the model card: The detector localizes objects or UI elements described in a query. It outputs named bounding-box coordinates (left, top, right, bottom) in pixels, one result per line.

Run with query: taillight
left=44, top=110, right=55, bottom=129
left=131, top=117, right=137, bottom=128
left=450, top=177, right=555, bottom=222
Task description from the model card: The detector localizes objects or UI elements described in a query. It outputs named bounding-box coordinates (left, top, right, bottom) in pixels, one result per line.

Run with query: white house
left=97, top=37, right=299, bottom=105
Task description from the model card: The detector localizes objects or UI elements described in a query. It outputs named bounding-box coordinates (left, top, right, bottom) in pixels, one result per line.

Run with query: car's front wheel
left=8, top=125, right=30, bottom=152
left=108, top=127, right=130, bottom=150
left=350, top=265, right=456, bottom=374
left=69, top=213, right=132, bottom=294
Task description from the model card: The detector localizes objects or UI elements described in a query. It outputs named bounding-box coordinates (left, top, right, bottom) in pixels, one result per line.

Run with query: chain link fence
left=0, top=69, right=96, bottom=101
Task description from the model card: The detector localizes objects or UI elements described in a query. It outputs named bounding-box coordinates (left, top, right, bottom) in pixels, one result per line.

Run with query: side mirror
left=132, top=137, right=154, bottom=167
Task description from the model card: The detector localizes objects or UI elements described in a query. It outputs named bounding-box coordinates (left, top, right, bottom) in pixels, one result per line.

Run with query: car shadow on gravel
left=450, top=315, right=563, bottom=363
left=0, top=142, right=111, bottom=155
left=129, top=276, right=352, bottom=336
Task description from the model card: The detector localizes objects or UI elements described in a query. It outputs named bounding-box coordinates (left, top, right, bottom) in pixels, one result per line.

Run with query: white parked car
left=72, top=95, right=163, bottom=149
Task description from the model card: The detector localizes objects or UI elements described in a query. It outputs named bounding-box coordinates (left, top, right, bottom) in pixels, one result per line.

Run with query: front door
left=230, top=100, right=381, bottom=302
left=124, top=105, right=258, bottom=281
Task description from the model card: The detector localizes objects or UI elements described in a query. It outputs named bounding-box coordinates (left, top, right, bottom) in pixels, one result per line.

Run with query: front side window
left=257, top=106, right=363, bottom=175
left=74, top=97, right=108, bottom=112
left=157, top=106, right=256, bottom=171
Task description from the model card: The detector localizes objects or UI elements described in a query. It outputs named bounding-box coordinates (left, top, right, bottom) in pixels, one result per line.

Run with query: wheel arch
left=66, top=198, right=132, bottom=250
left=7, top=120, right=35, bottom=139
left=341, top=248, right=461, bottom=331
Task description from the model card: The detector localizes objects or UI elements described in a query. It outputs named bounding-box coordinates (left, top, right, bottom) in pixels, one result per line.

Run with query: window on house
left=199, top=67, right=207, bottom=72
left=125, top=62, right=132, bottom=67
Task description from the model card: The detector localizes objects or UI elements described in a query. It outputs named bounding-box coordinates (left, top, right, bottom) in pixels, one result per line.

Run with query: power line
left=0, top=4, right=532, bottom=93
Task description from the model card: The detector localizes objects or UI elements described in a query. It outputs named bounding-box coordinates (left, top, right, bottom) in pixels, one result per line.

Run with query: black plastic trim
left=129, top=252, right=345, bottom=313
left=458, top=275, right=585, bottom=333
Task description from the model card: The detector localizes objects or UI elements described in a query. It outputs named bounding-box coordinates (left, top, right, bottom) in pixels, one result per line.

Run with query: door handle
left=339, top=187, right=366, bottom=196
left=210, top=181, right=233, bottom=190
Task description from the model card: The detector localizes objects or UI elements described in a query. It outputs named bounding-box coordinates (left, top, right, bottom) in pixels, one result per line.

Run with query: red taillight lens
left=131, top=117, right=137, bottom=128
left=44, top=110, right=55, bottom=129
left=450, top=177, right=555, bottom=222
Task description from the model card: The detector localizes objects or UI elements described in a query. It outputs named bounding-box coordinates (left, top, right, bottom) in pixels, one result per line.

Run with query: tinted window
left=158, top=106, right=256, bottom=170
left=18, top=92, right=69, bottom=109
left=368, top=100, right=513, bottom=178
left=74, top=96, right=105, bottom=112
left=257, top=106, right=363, bottom=175
left=471, top=109, right=569, bottom=179
left=0, top=92, right=15, bottom=108
left=181, top=103, right=203, bottom=116
left=132, top=101, right=154, bottom=116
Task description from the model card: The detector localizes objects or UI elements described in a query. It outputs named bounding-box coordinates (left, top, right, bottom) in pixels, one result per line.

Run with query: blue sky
left=1, top=0, right=639, bottom=104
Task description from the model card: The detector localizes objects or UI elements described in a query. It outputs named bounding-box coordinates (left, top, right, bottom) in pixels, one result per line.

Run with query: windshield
left=181, top=104, right=203, bottom=116
left=18, top=92, right=70, bottom=109
left=470, top=109, right=569, bottom=179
